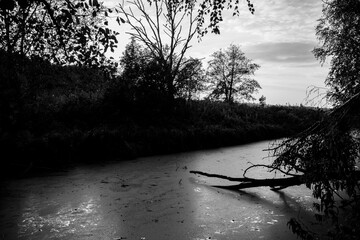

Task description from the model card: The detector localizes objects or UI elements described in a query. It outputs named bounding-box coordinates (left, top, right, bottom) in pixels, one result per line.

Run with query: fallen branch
left=190, top=170, right=360, bottom=191
left=189, top=170, right=251, bottom=182
left=190, top=170, right=304, bottom=191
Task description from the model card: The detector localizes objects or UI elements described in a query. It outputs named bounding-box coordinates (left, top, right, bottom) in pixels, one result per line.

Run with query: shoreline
left=1, top=101, right=324, bottom=179
left=2, top=128, right=284, bottom=180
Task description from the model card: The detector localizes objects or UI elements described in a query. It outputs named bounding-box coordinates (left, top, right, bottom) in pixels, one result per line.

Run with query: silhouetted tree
left=116, top=0, right=255, bottom=103
left=313, top=0, right=360, bottom=105
left=117, top=37, right=144, bottom=103
left=259, top=95, right=266, bottom=107
left=176, top=58, right=206, bottom=100
left=119, top=38, right=205, bottom=106
left=206, top=44, right=260, bottom=103
left=116, top=0, right=200, bottom=103
left=120, top=37, right=143, bottom=83
left=118, top=38, right=169, bottom=108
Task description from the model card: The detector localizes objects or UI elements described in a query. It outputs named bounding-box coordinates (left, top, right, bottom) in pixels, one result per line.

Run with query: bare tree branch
left=116, top=0, right=199, bottom=100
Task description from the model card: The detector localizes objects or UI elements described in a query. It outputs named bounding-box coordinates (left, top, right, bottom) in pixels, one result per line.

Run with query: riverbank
left=1, top=100, right=324, bottom=178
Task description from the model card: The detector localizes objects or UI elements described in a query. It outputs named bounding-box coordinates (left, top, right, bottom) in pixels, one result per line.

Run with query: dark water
left=0, top=140, right=326, bottom=240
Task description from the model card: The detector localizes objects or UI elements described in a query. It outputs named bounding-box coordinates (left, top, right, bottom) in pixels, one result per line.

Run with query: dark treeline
left=0, top=50, right=324, bottom=177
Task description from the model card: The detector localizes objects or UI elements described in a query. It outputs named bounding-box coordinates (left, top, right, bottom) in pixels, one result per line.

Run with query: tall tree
left=117, top=0, right=200, bottom=102
left=116, top=0, right=255, bottom=102
left=119, top=38, right=205, bottom=104
left=119, top=38, right=169, bottom=105
left=120, top=37, right=144, bottom=83
left=206, top=44, right=260, bottom=103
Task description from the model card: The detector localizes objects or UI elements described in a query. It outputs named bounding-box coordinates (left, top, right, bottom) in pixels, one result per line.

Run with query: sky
left=105, top=0, right=330, bottom=106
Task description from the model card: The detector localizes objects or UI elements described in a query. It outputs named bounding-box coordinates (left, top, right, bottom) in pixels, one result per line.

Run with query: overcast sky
left=106, top=0, right=330, bottom=106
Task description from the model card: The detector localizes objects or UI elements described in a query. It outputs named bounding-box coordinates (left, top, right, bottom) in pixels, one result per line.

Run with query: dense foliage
left=0, top=0, right=118, bottom=67
left=271, top=0, right=360, bottom=239
left=117, top=38, right=206, bottom=106
left=313, top=0, right=360, bottom=104
left=0, top=0, right=119, bottom=148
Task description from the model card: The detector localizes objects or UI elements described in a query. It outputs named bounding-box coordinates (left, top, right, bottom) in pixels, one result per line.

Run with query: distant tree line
left=108, top=37, right=261, bottom=111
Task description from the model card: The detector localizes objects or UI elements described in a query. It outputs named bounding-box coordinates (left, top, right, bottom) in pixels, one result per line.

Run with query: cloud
left=221, top=0, right=322, bottom=43
left=244, top=42, right=318, bottom=64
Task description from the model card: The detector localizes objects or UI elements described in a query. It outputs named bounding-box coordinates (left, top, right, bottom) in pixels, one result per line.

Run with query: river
left=0, top=140, right=325, bottom=240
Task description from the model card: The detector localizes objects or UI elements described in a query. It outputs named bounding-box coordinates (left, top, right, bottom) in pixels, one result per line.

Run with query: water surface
left=0, top=140, right=324, bottom=240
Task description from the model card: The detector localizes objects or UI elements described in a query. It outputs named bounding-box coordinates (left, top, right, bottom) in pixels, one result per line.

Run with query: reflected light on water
left=18, top=195, right=102, bottom=239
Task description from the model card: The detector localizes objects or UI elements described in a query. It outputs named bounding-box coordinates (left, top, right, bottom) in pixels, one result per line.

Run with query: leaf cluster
left=0, top=0, right=118, bottom=68
left=196, top=0, right=254, bottom=36
left=313, top=0, right=360, bottom=104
